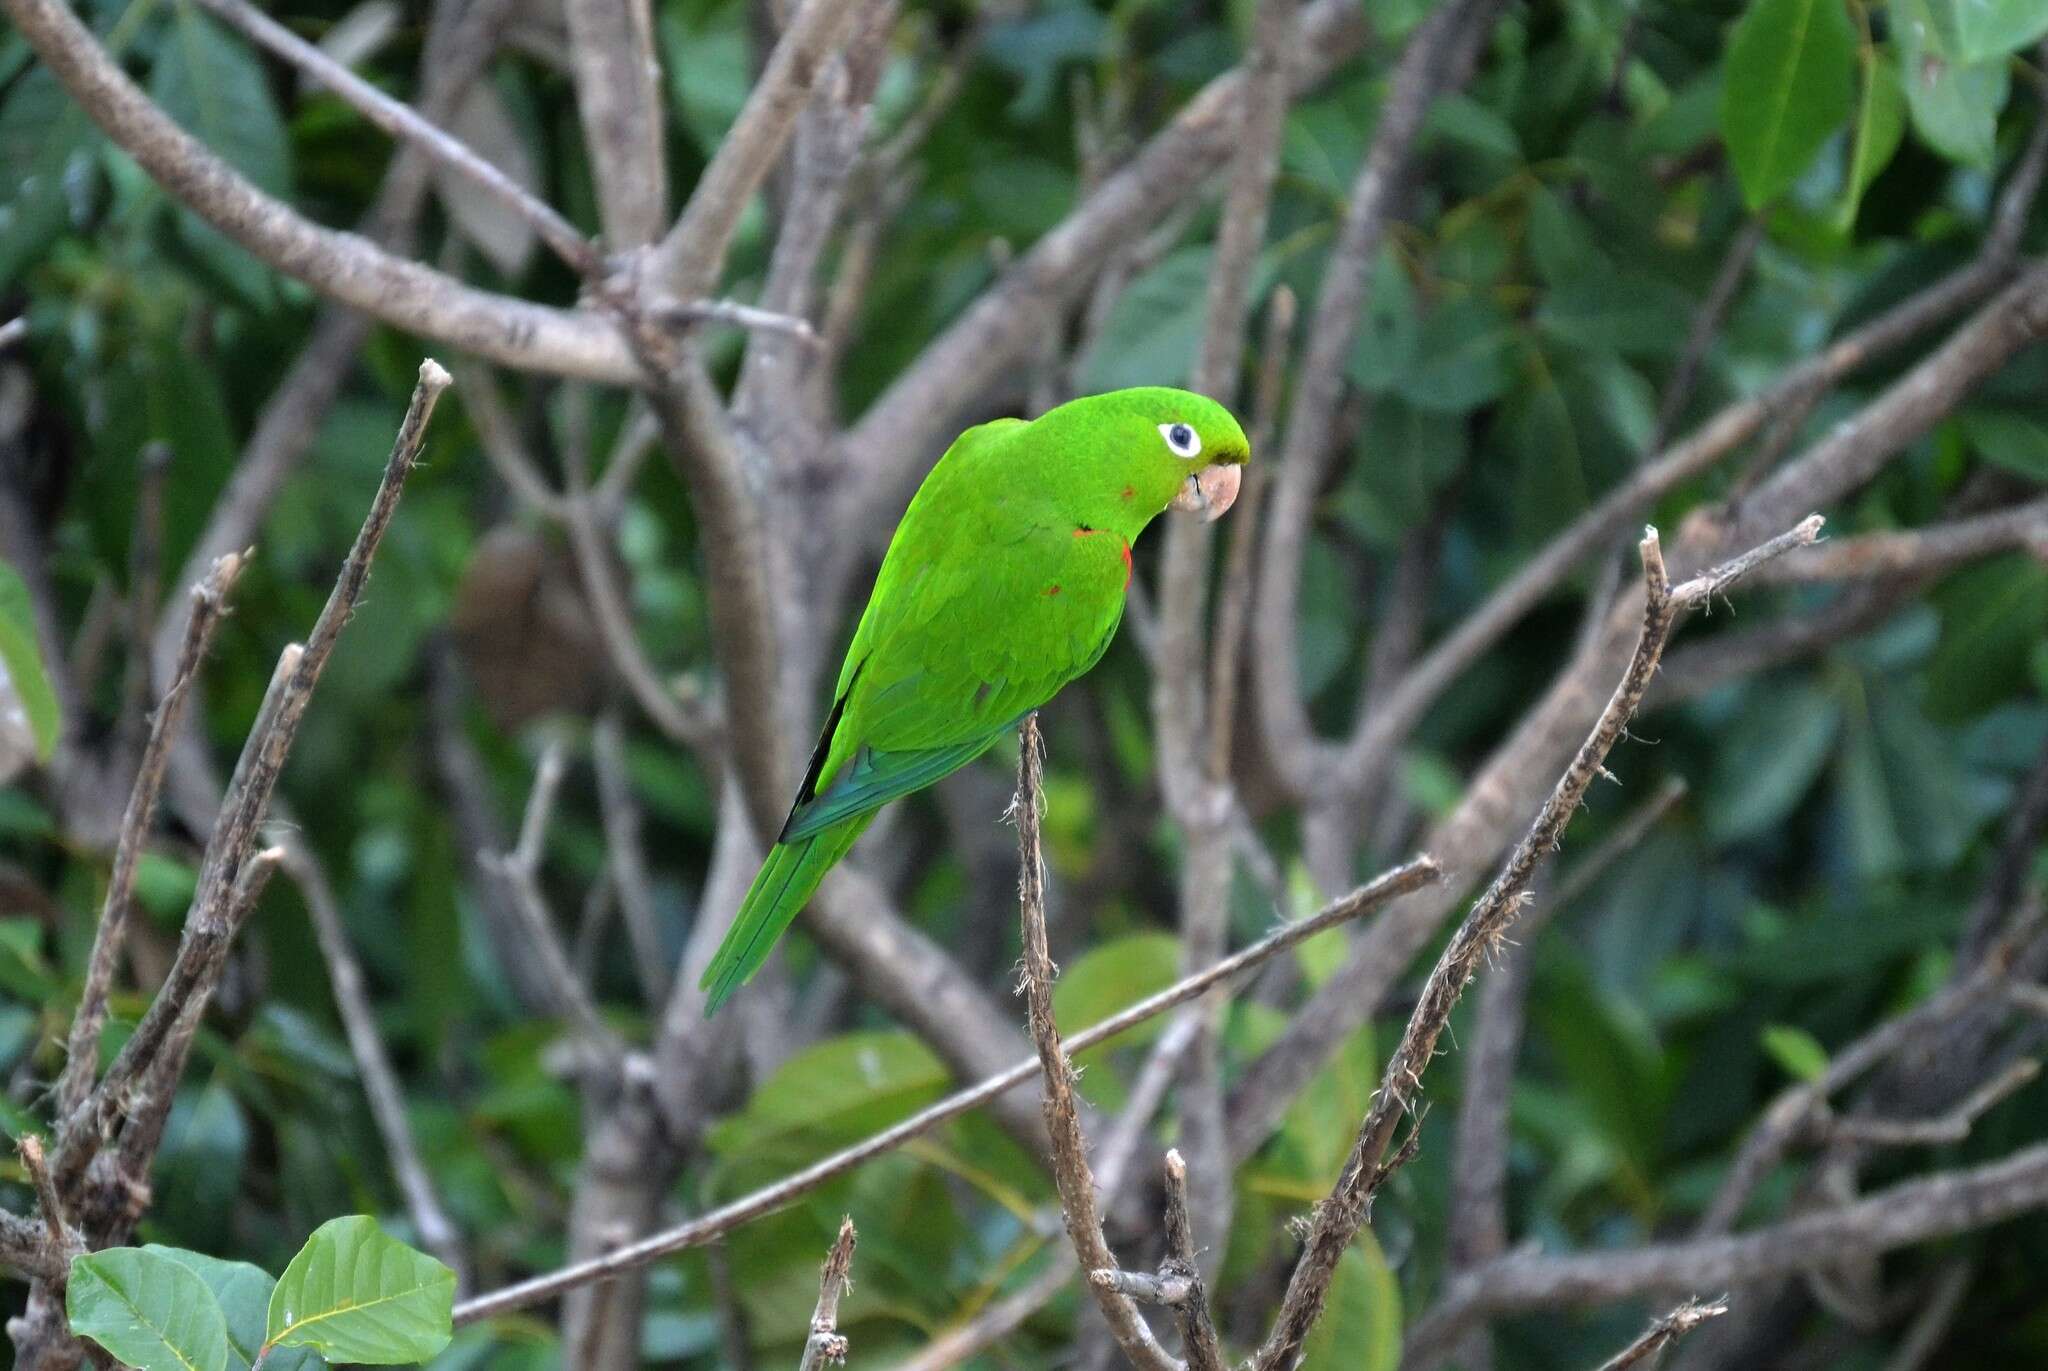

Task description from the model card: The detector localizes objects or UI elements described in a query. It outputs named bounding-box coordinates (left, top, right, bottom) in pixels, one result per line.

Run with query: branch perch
left=1249, top=517, right=1823, bottom=1371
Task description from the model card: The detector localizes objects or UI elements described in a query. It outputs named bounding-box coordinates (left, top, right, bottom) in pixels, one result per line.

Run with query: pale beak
left=1170, top=463, right=1243, bottom=522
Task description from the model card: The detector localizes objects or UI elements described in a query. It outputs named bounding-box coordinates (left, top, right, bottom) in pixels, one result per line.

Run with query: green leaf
left=1837, top=680, right=1973, bottom=877
left=1761, top=1024, right=1829, bottom=1082
left=266, top=1215, right=455, bottom=1365
left=1394, top=295, right=1515, bottom=413
left=1297, top=1236, right=1401, bottom=1371
left=1078, top=247, right=1214, bottom=394
left=1705, top=682, right=1843, bottom=841
left=1927, top=555, right=2048, bottom=721
left=708, top=1030, right=948, bottom=1172
left=1834, top=44, right=1906, bottom=231
left=1535, top=272, right=1696, bottom=356
left=0, top=560, right=61, bottom=762
left=1897, top=0, right=2011, bottom=167
left=1053, top=932, right=1183, bottom=1100
left=1347, top=248, right=1420, bottom=392
left=144, top=1248, right=319, bottom=1371
left=1925, top=0, right=2048, bottom=63
left=0, top=66, right=99, bottom=284
left=1960, top=410, right=2048, bottom=480
left=1719, top=0, right=1857, bottom=210
left=68, top=1247, right=231, bottom=1371
left=151, top=4, right=290, bottom=196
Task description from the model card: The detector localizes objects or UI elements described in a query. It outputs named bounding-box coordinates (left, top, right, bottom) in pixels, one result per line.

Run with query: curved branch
left=1, top=0, right=637, bottom=383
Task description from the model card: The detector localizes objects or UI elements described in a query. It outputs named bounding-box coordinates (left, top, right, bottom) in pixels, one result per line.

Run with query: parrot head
left=1034, top=387, right=1251, bottom=538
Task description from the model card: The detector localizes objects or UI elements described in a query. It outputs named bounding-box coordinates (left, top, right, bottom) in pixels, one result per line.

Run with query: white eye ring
left=1159, top=421, right=1202, bottom=459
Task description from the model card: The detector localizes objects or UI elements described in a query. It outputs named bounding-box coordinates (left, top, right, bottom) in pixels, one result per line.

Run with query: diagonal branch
left=1248, top=517, right=1823, bottom=1371
left=447, top=854, right=1440, bottom=1324
left=654, top=0, right=888, bottom=298
left=1013, top=713, right=1181, bottom=1371
left=191, top=0, right=599, bottom=274
left=0, top=0, right=635, bottom=382
left=57, top=552, right=244, bottom=1120
left=51, top=361, right=452, bottom=1193
left=1591, top=1297, right=1729, bottom=1371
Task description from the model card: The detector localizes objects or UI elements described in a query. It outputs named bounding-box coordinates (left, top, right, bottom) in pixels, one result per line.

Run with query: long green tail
left=700, top=814, right=873, bottom=1014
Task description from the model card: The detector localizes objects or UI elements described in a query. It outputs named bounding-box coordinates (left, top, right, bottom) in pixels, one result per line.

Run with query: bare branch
left=1754, top=497, right=2048, bottom=584
left=592, top=712, right=673, bottom=1006
left=1093, top=1269, right=1196, bottom=1306
left=1250, top=518, right=1820, bottom=1371
left=483, top=741, right=622, bottom=1053
left=1825, top=1058, right=2039, bottom=1147
left=192, top=0, right=598, bottom=274
left=1, top=0, right=635, bottom=382
left=561, top=423, right=722, bottom=751
left=1160, top=1150, right=1226, bottom=1371
left=654, top=0, right=887, bottom=298
left=57, top=552, right=245, bottom=1120
left=283, top=847, right=468, bottom=1282
left=1405, top=1142, right=2048, bottom=1364
left=1013, top=714, right=1181, bottom=1371
left=796, top=1218, right=858, bottom=1371
left=1591, top=1297, right=1730, bottom=1371
left=449, top=854, right=1440, bottom=1324
left=52, top=361, right=451, bottom=1192
left=1254, top=0, right=1508, bottom=795
left=562, top=0, right=667, bottom=247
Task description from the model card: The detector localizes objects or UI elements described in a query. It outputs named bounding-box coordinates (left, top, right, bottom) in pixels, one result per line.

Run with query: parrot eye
left=1159, top=422, right=1202, bottom=459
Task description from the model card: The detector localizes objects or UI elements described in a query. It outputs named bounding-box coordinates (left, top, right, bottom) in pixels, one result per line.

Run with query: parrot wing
left=778, top=496, right=1130, bottom=844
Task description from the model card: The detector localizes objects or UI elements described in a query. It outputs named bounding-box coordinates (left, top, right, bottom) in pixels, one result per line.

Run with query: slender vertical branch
left=283, top=847, right=468, bottom=1282
left=52, top=362, right=452, bottom=1192
left=1013, top=714, right=1182, bottom=1371
left=1249, top=518, right=1822, bottom=1371
left=796, top=1217, right=859, bottom=1371
left=57, top=553, right=245, bottom=1119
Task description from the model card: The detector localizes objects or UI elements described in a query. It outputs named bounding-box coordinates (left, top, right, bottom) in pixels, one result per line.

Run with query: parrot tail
left=700, top=815, right=873, bottom=1015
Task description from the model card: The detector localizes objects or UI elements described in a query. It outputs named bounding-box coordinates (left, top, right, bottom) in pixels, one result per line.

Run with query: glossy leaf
left=1761, top=1024, right=1829, bottom=1082
left=1297, top=1237, right=1401, bottom=1371
left=1897, top=0, right=2011, bottom=167
left=266, top=1215, right=456, bottom=1364
left=1720, top=0, right=1857, bottom=209
left=1835, top=45, right=1906, bottom=231
left=0, top=560, right=60, bottom=764
left=1927, top=556, right=2048, bottom=721
left=1925, top=0, right=2048, bottom=62
left=145, top=1247, right=319, bottom=1371
left=68, top=1247, right=231, bottom=1371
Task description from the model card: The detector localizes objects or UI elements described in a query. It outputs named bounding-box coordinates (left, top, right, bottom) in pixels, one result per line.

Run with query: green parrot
left=700, top=386, right=1251, bottom=1013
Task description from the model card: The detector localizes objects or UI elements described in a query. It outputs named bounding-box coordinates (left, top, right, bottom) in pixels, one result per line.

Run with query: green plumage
left=701, top=387, right=1251, bottom=1013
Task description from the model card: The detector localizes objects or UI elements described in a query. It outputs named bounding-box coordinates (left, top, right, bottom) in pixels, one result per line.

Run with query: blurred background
left=3, top=0, right=2048, bottom=1367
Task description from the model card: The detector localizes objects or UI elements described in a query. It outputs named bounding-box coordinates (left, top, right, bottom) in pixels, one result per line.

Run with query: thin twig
left=57, top=552, right=245, bottom=1120
left=1092, top=1270, right=1195, bottom=1306
left=1825, top=1058, right=2039, bottom=1147
left=1159, top=1150, right=1225, bottom=1371
left=1591, top=1297, right=1729, bottom=1371
left=192, top=0, right=598, bottom=275
left=796, top=1218, right=858, bottom=1371
left=484, top=741, right=622, bottom=1051
left=52, top=361, right=451, bottom=1192
left=1013, top=714, right=1181, bottom=1371
left=654, top=0, right=885, bottom=297
left=1249, top=518, right=1822, bottom=1371
left=18, top=1137, right=79, bottom=1270
left=283, top=848, right=468, bottom=1282
left=449, top=854, right=1441, bottom=1324
left=592, top=712, right=672, bottom=1005
left=1406, top=1142, right=2048, bottom=1363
